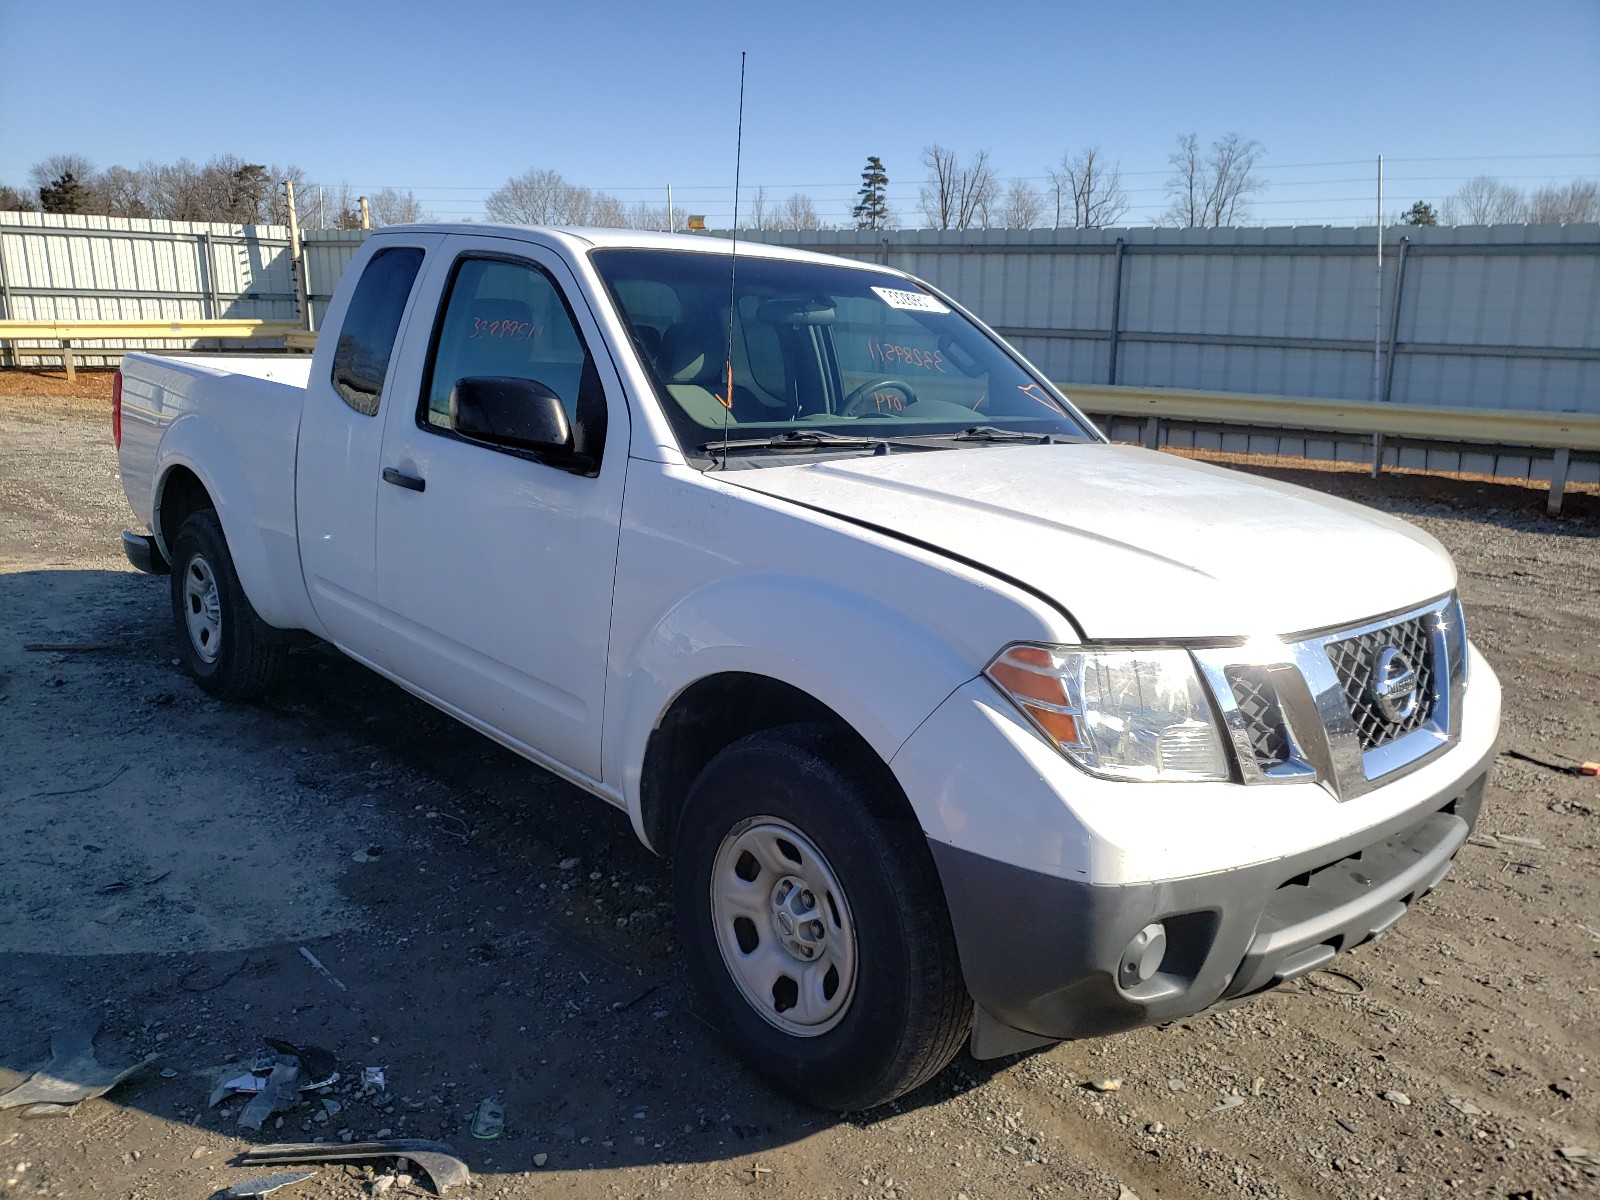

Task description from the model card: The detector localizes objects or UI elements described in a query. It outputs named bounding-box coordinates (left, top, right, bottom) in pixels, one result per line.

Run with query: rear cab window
left=330, top=247, right=425, bottom=415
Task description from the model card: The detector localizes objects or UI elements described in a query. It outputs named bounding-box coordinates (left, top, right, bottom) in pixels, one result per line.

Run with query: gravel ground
left=1, top=382, right=1597, bottom=1200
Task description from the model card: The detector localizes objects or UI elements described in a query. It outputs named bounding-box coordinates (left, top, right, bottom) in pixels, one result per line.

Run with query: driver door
left=372, top=238, right=626, bottom=782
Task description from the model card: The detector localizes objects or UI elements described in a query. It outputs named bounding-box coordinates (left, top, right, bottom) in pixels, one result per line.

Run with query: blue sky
left=2, top=0, right=1597, bottom=227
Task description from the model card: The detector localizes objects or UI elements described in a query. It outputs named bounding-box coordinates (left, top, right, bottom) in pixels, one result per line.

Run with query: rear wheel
left=673, top=724, right=971, bottom=1110
left=169, top=510, right=286, bottom=700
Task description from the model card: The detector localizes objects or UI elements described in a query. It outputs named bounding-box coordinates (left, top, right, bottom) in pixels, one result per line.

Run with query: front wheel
left=673, top=724, right=971, bottom=1110
left=169, top=510, right=286, bottom=700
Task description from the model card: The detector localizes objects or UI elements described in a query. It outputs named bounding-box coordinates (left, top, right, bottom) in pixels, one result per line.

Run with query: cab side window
left=330, top=247, right=425, bottom=416
left=421, top=257, right=606, bottom=466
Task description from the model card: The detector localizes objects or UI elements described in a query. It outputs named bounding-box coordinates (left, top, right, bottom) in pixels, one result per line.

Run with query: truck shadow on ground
left=0, top=568, right=1013, bottom=1183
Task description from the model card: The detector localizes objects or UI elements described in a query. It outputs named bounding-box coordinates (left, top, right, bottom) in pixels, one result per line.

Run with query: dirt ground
left=1, top=376, right=1597, bottom=1200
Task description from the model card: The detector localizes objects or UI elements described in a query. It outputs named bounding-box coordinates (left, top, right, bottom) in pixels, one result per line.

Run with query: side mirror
left=450, top=376, right=573, bottom=456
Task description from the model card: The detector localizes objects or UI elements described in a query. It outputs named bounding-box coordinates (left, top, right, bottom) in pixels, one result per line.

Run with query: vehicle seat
left=659, top=318, right=736, bottom=427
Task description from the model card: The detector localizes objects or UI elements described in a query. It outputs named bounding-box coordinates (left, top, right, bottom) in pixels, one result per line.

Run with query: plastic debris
left=362, top=1066, right=386, bottom=1090
left=208, top=1041, right=339, bottom=1113
left=297, top=946, right=349, bottom=993
left=222, top=1170, right=318, bottom=1198
left=0, top=1026, right=156, bottom=1110
left=236, top=1140, right=469, bottom=1195
left=471, top=1097, right=505, bottom=1140
left=238, top=1056, right=301, bottom=1131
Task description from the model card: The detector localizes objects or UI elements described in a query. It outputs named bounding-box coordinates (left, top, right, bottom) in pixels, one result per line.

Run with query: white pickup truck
left=115, top=224, right=1501, bottom=1110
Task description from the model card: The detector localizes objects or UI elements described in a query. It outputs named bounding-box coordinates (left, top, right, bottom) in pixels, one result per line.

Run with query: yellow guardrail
left=0, top=319, right=305, bottom=381
left=1061, top=382, right=1598, bottom=513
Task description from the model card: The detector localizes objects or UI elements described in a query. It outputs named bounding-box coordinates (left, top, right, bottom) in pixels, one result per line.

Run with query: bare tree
left=95, top=165, right=155, bottom=217
left=998, top=178, right=1044, bottom=229
left=485, top=168, right=630, bottom=226
left=918, top=145, right=998, bottom=230
left=626, top=201, right=672, bottom=231
left=0, top=184, right=39, bottom=212
left=1523, top=180, right=1599, bottom=224
left=1162, top=133, right=1266, bottom=227
left=365, top=187, right=428, bottom=226
left=781, top=192, right=823, bottom=229
left=1441, top=176, right=1526, bottom=225
left=1048, top=146, right=1130, bottom=228
left=29, top=154, right=98, bottom=197
left=588, top=193, right=630, bottom=227
left=746, top=186, right=770, bottom=230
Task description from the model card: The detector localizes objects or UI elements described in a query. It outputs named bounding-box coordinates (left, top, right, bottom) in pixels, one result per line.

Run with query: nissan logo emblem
left=1370, top=647, right=1420, bottom=723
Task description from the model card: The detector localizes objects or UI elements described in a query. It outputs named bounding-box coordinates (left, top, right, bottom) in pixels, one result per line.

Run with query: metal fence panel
left=739, top=223, right=1600, bottom=417
left=0, top=212, right=295, bottom=363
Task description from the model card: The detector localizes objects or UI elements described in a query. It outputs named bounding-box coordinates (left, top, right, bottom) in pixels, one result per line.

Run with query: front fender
left=613, top=570, right=983, bottom=846
left=155, top=414, right=315, bottom=632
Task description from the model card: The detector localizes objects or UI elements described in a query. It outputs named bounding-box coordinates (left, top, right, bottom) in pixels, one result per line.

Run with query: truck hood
left=720, top=443, right=1456, bottom=640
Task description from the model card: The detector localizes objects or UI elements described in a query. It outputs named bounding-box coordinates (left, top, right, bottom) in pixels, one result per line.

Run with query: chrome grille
left=1324, top=615, right=1437, bottom=750
left=1224, top=666, right=1292, bottom=767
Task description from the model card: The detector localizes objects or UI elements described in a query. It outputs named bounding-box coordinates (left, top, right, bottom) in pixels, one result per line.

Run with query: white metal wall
left=7, top=218, right=1597, bottom=422
left=0, top=212, right=296, bottom=363
left=747, top=224, right=1600, bottom=418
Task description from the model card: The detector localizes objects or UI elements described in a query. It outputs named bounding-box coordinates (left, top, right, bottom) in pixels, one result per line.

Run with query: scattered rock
left=1382, top=1091, right=1411, bottom=1107
left=1447, top=1097, right=1485, bottom=1116
left=1087, top=1078, right=1122, bottom=1093
left=1207, top=1096, right=1245, bottom=1114
left=533, top=1153, right=548, bottom=1168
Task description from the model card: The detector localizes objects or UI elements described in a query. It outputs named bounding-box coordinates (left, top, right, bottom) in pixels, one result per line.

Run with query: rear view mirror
left=450, top=376, right=573, bottom=456
left=757, top=298, right=835, bottom=326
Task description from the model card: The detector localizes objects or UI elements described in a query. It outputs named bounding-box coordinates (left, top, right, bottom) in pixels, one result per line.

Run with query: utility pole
left=1371, top=154, right=1385, bottom=477
left=284, top=179, right=312, bottom=333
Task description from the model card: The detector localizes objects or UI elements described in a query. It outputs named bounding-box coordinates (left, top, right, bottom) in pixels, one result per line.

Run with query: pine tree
left=39, top=172, right=88, bottom=214
left=852, top=156, right=890, bottom=230
left=1400, top=200, right=1438, bottom=227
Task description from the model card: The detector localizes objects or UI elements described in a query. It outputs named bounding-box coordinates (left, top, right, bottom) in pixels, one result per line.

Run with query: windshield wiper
left=948, top=425, right=1054, bottom=444
left=701, top=430, right=886, bottom=453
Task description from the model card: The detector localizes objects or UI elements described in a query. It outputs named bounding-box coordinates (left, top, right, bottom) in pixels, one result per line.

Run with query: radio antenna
left=715, top=51, right=747, bottom=466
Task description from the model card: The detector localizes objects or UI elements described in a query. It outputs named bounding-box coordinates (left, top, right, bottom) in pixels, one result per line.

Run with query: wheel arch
left=150, top=417, right=312, bottom=632
left=155, top=464, right=214, bottom=556
left=638, top=672, right=917, bottom=858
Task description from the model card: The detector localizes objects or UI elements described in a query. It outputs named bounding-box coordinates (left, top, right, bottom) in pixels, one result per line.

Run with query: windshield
left=590, top=248, right=1096, bottom=458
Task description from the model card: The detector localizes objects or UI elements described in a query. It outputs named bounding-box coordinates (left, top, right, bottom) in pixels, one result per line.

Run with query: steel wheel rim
left=709, top=817, right=858, bottom=1037
left=182, top=553, right=222, bottom=664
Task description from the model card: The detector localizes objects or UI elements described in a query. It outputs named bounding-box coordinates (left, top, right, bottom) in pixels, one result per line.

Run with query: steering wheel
left=840, top=378, right=919, bottom=418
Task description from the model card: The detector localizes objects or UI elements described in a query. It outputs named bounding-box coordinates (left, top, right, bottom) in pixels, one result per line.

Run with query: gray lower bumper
left=933, top=750, right=1493, bottom=1058
left=122, top=530, right=169, bottom=575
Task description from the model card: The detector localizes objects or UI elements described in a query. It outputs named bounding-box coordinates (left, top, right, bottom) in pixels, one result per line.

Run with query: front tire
left=169, top=510, right=286, bottom=700
left=673, top=724, right=972, bottom=1110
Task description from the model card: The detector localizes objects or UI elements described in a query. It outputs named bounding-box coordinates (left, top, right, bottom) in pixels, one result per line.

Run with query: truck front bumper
left=931, top=750, right=1489, bottom=1056
left=892, top=651, right=1501, bottom=1059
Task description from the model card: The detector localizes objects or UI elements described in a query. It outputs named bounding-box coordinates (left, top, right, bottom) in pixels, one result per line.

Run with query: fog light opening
left=1119, top=922, right=1169, bottom=987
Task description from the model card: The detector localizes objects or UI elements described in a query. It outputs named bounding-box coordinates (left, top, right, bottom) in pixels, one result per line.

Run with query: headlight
left=986, top=644, right=1230, bottom=782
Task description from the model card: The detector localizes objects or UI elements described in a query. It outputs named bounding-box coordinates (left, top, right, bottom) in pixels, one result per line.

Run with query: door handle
left=382, top=467, right=426, bottom=493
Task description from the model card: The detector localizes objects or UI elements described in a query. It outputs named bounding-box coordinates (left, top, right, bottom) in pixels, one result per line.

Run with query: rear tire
left=169, top=510, right=286, bottom=700
left=673, top=723, right=972, bottom=1110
